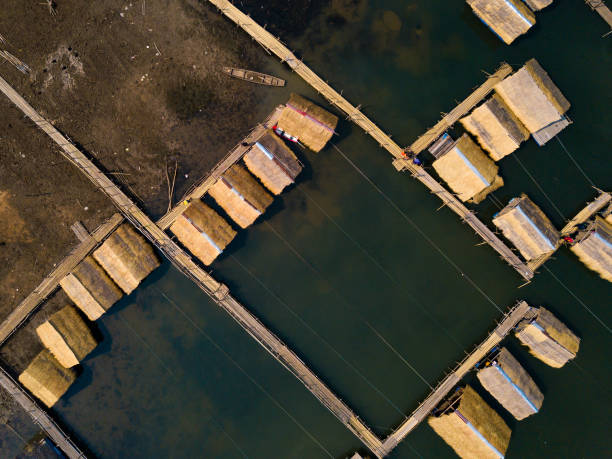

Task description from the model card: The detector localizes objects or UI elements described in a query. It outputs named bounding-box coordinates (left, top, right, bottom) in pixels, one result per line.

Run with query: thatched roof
left=515, top=307, right=580, bottom=368
left=170, top=200, right=237, bottom=266
left=570, top=217, right=612, bottom=283
left=432, top=134, right=502, bottom=203
left=277, top=93, right=338, bottom=152
left=208, top=164, right=273, bottom=229
left=18, top=350, right=77, bottom=408
left=477, top=347, right=544, bottom=420
left=523, top=0, right=553, bottom=11
left=492, top=193, right=559, bottom=261
left=60, top=256, right=123, bottom=321
left=466, top=0, right=535, bottom=45
left=243, top=130, right=302, bottom=195
left=495, top=59, right=570, bottom=133
left=36, top=305, right=98, bottom=368
left=428, top=385, right=511, bottom=459
left=93, top=224, right=160, bottom=294
left=460, top=94, right=529, bottom=161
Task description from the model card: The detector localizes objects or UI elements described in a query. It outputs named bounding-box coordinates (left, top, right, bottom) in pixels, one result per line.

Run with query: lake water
left=33, top=1, right=612, bottom=458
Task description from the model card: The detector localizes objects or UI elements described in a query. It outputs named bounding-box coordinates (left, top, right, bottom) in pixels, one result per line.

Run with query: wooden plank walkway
left=157, top=105, right=283, bottom=230
left=207, top=0, right=533, bottom=281
left=585, top=0, right=612, bottom=35
left=0, top=75, right=386, bottom=458
left=380, top=301, right=532, bottom=454
left=0, top=213, right=123, bottom=346
left=0, top=365, right=87, bottom=459
left=561, top=191, right=611, bottom=236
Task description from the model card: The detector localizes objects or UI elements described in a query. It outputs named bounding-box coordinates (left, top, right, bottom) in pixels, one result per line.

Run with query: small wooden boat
left=222, top=67, right=285, bottom=87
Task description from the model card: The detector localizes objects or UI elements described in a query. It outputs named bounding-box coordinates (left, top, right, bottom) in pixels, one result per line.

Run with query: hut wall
left=432, top=134, right=500, bottom=202
left=570, top=217, right=612, bottom=283
left=277, top=93, right=338, bottom=152
left=460, top=94, right=529, bottom=161
left=169, top=201, right=236, bottom=266
left=523, top=0, right=553, bottom=11
left=93, top=224, right=160, bottom=294
left=18, top=350, right=77, bottom=408
left=477, top=348, right=544, bottom=420
left=492, top=194, right=559, bottom=261
left=428, top=385, right=511, bottom=459
left=466, top=0, right=536, bottom=45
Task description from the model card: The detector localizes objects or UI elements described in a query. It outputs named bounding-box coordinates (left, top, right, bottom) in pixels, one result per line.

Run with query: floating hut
left=243, top=130, right=303, bottom=195
left=492, top=194, right=559, bottom=262
left=570, top=217, right=612, bottom=283
left=466, top=0, right=536, bottom=45
left=18, top=350, right=77, bottom=408
left=276, top=93, right=338, bottom=152
left=477, top=347, right=544, bottom=420
left=515, top=307, right=580, bottom=368
left=170, top=201, right=237, bottom=266
left=36, top=305, right=98, bottom=368
left=428, top=385, right=511, bottom=459
left=494, top=59, right=570, bottom=144
left=460, top=94, right=530, bottom=161
left=59, top=256, right=123, bottom=321
left=432, top=134, right=503, bottom=203
left=523, top=0, right=553, bottom=11
left=208, top=164, right=273, bottom=229
left=93, top=224, right=160, bottom=294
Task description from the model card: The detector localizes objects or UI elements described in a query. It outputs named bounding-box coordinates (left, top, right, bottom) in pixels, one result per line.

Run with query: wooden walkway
left=585, top=0, right=612, bottom=35
left=0, top=213, right=123, bottom=346
left=380, top=301, right=532, bottom=454
left=561, top=191, right=611, bottom=236
left=207, top=0, right=533, bottom=281
left=0, top=75, right=386, bottom=458
left=0, top=365, right=87, bottom=459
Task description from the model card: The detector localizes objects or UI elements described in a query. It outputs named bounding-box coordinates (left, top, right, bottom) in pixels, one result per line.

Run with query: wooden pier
left=0, top=365, right=87, bottom=459
left=0, top=213, right=123, bottom=346
left=207, top=0, right=533, bottom=281
left=585, top=0, right=612, bottom=36
left=561, top=191, right=611, bottom=236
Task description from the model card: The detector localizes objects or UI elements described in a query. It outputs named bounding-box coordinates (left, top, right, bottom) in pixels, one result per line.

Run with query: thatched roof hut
left=492, top=194, right=559, bottom=261
left=276, top=93, right=338, bottom=152
left=170, top=200, right=237, bottom=266
left=570, top=217, right=612, bottom=283
left=495, top=59, right=570, bottom=134
left=18, top=350, right=77, bottom=408
left=460, top=94, right=530, bottom=161
left=477, top=347, right=544, bottom=420
left=432, top=134, right=503, bottom=203
left=243, top=130, right=303, bottom=195
left=466, top=0, right=536, bottom=45
left=60, top=256, right=123, bottom=321
left=36, top=305, right=98, bottom=368
left=515, top=307, right=580, bottom=368
left=208, top=164, right=273, bottom=229
left=428, top=385, right=511, bottom=459
left=93, top=224, right=160, bottom=294
left=523, top=0, right=553, bottom=11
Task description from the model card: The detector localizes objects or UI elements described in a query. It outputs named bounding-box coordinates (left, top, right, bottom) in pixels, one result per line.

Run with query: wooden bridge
left=585, top=0, right=612, bottom=36
left=561, top=191, right=611, bottom=236
left=207, top=0, right=533, bottom=281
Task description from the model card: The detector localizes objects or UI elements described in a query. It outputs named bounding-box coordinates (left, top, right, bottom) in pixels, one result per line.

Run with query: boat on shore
left=222, top=67, right=285, bottom=86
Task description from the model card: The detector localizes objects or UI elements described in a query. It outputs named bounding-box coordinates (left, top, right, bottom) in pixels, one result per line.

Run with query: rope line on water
left=556, top=137, right=596, bottom=187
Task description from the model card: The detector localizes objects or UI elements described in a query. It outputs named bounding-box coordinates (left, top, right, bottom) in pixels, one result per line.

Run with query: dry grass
left=18, top=349, right=76, bottom=408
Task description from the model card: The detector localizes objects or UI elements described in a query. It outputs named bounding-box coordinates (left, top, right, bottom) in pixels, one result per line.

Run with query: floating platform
left=222, top=66, right=285, bottom=86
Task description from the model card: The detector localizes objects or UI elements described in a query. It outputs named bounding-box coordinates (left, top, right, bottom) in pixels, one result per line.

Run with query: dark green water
left=45, top=1, right=611, bottom=458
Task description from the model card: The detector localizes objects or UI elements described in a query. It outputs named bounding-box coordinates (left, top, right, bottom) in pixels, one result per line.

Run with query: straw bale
left=60, top=256, right=123, bottom=320
left=515, top=307, right=580, bottom=368
left=523, top=0, right=553, bottom=11
left=492, top=194, right=559, bottom=261
left=428, top=385, right=511, bottom=459
left=466, top=0, right=535, bottom=45
left=433, top=134, right=500, bottom=202
left=208, top=164, right=273, bottom=229
left=18, top=350, right=77, bottom=408
left=36, top=305, right=98, bottom=368
left=570, top=217, right=612, bottom=283
left=170, top=201, right=236, bottom=265
left=495, top=59, right=569, bottom=133
left=243, top=131, right=302, bottom=195
left=277, top=93, right=338, bottom=152
left=93, top=224, right=160, bottom=294
left=461, top=94, right=529, bottom=161
left=477, top=348, right=543, bottom=420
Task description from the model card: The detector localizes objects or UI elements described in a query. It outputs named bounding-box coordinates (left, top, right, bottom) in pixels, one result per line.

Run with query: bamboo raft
left=561, top=191, right=611, bottom=236
left=222, top=67, right=285, bottom=86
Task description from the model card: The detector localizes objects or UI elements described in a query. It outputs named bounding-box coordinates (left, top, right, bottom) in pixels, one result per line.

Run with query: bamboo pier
left=585, top=0, right=612, bottom=35
left=207, top=0, right=533, bottom=281
left=561, top=191, right=611, bottom=236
